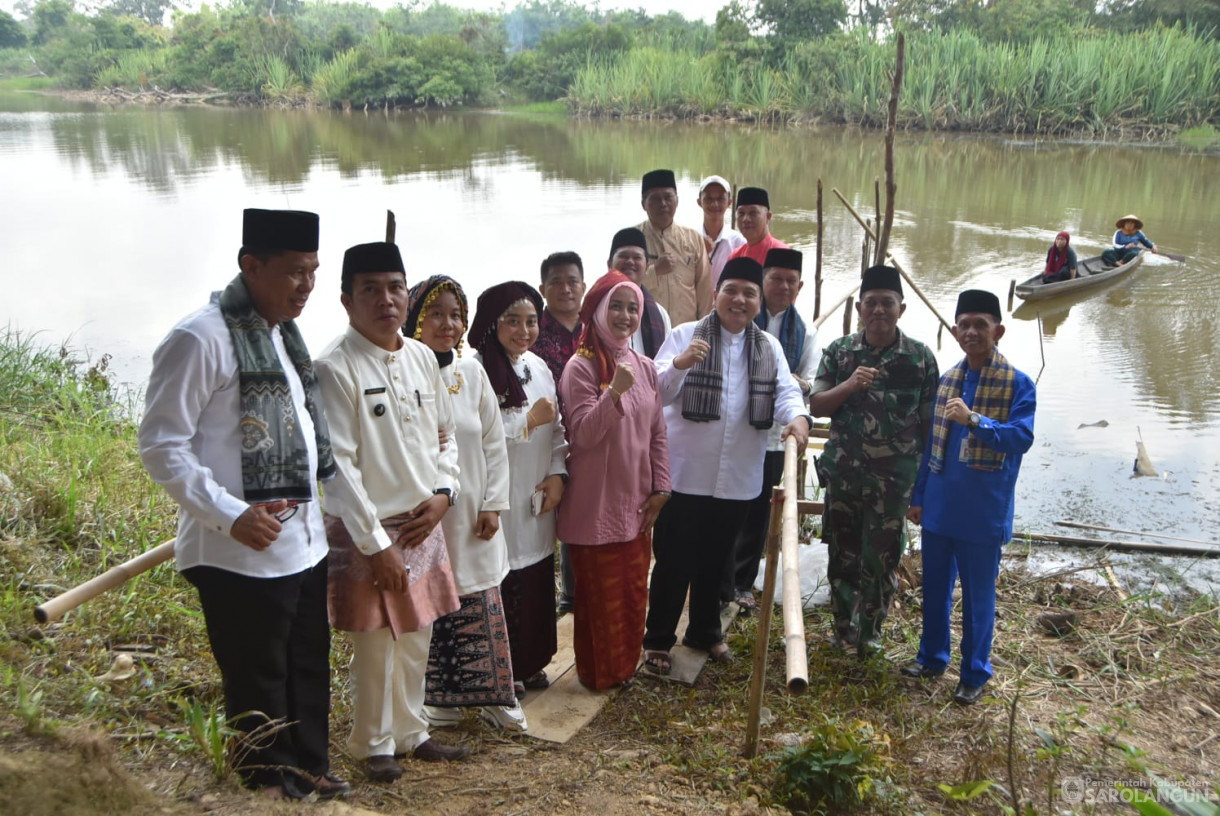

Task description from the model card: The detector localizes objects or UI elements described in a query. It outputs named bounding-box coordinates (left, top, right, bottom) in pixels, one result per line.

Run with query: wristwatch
left=433, top=488, right=455, bottom=507
left=968, top=412, right=981, bottom=429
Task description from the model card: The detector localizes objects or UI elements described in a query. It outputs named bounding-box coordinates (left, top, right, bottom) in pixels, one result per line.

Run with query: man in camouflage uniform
left=809, top=265, right=939, bottom=657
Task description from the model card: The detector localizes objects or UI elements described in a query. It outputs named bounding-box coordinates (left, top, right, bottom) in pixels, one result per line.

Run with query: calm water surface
left=2, top=95, right=1216, bottom=590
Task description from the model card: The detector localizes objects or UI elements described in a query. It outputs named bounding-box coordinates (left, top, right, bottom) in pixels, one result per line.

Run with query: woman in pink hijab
left=557, top=270, right=671, bottom=689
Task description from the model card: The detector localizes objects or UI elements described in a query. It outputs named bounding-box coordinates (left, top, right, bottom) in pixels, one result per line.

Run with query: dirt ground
left=3, top=556, right=1218, bottom=816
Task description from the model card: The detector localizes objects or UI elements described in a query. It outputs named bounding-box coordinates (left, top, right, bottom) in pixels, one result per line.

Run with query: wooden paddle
left=1155, top=250, right=1187, bottom=262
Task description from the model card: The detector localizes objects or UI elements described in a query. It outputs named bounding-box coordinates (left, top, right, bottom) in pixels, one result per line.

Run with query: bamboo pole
left=873, top=178, right=882, bottom=266
left=814, top=179, right=824, bottom=320
left=35, top=539, right=177, bottom=623
left=743, top=487, right=784, bottom=758
left=1022, top=532, right=1219, bottom=558
left=1055, top=520, right=1217, bottom=548
left=814, top=288, right=861, bottom=329
left=832, top=187, right=954, bottom=334
left=781, top=436, right=808, bottom=695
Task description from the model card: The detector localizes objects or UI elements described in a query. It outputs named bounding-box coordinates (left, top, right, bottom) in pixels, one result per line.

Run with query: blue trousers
left=915, top=531, right=1003, bottom=687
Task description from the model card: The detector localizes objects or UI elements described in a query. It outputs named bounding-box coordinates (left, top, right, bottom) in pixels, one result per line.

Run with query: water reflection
left=2, top=95, right=1218, bottom=544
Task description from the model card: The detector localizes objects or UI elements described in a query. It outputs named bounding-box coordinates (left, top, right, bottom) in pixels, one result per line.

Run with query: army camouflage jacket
left=813, top=329, right=939, bottom=487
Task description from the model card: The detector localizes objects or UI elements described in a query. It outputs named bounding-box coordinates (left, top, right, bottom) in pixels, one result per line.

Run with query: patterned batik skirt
left=424, top=587, right=517, bottom=707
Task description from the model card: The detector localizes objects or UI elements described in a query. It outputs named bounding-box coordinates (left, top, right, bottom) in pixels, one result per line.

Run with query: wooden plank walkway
left=520, top=601, right=741, bottom=743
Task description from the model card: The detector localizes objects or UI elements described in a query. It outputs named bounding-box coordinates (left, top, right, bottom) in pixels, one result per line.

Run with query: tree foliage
left=105, top=0, right=174, bottom=27
left=0, top=10, right=28, bottom=48
left=754, top=0, right=848, bottom=40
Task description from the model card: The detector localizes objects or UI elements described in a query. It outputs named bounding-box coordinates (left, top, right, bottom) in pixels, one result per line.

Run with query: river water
left=1, top=94, right=1216, bottom=596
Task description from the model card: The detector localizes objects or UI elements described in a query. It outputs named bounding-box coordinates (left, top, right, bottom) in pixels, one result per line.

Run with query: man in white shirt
left=607, top=227, right=671, bottom=358
left=139, top=209, right=349, bottom=801
left=641, top=257, right=813, bottom=673
left=696, top=175, right=746, bottom=286
left=314, top=242, right=467, bottom=782
left=723, top=248, right=818, bottom=611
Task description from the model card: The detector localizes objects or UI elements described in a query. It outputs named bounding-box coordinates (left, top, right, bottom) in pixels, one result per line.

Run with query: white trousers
left=347, top=625, right=433, bottom=759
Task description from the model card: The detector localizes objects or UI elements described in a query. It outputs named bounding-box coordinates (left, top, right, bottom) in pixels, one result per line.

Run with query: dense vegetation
left=1, top=0, right=1218, bottom=134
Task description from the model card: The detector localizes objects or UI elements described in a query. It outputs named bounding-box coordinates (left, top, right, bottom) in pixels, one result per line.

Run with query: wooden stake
left=873, top=177, right=882, bottom=267
left=842, top=295, right=854, bottom=336
left=814, top=179, right=824, bottom=320
left=385, top=210, right=396, bottom=243
left=876, top=33, right=904, bottom=267
left=815, top=288, right=861, bottom=330
left=743, top=487, right=784, bottom=759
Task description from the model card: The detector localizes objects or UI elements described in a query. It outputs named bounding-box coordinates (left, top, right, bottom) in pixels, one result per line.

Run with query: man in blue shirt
left=903, top=289, right=1036, bottom=705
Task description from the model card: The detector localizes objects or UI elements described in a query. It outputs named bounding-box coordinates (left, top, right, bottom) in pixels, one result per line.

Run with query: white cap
left=698, top=175, right=732, bottom=195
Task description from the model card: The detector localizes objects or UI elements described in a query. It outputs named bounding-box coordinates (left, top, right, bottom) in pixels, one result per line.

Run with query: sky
left=0, top=0, right=718, bottom=24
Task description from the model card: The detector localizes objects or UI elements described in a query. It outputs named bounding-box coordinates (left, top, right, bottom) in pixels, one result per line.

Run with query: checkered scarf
left=681, top=311, right=777, bottom=429
left=928, top=347, right=1015, bottom=473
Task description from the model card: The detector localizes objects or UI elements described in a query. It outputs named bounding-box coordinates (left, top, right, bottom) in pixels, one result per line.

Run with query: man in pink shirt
left=728, top=187, right=788, bottom=266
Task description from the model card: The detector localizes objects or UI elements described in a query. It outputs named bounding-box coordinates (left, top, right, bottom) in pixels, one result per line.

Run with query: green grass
left=0, top=76, right=58, bottom=92
left=500, top=100, right=568, bottom=114
left=568, top=26, right=1220, bottom=135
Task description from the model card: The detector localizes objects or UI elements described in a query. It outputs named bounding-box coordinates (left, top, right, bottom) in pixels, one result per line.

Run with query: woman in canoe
left=1042, top=231, right=1078, bottom=283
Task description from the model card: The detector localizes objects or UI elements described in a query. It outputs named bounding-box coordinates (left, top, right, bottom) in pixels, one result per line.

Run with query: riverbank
left=2, top=333, right=1217, bottom=814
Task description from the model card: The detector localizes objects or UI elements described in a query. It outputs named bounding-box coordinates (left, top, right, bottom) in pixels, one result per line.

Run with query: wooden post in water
left=833, top=188, right=954, bottom=336
left=781, top=437, right=808, bottom=694
left=385, top=210, right=396, bottom=243
left=814, top=179, right=824, bottom=320
left=876, top=33, right=904, bottom=267
left=743, top=486, right=784, bottom=759
left=1007, top=279, right=1016, bottom=312
left=842, top=295, right=854, bottom=336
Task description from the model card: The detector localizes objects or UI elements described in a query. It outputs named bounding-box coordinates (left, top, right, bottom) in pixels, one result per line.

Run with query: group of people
left=1040, top=214, right=1159, bottom=283
left=137, top=168, right=1036, bottom=799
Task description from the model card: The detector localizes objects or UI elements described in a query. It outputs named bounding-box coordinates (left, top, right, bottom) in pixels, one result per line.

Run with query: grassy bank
left=1, top=332, right=1217, bottom=814
left=569, top=27, right=1220, bottom=136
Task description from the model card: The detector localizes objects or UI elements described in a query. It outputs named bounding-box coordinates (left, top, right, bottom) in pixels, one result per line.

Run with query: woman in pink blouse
left=557, top=270, right=671, bottom=689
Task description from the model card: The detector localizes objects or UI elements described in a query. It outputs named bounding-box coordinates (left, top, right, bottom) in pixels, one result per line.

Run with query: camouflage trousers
left=822, top=477, right=911, bottom=655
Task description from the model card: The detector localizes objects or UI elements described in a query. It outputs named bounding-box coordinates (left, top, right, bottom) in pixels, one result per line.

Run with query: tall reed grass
left=94, top=49, right=167, bottom=90
left=311, top=48, right=360, bottom=104
left=569, top=26, right=1220, bottom=134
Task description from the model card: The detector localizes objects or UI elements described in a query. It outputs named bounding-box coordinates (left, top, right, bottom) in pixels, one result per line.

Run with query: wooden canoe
left=1014, top=252, right=1144, bottom=301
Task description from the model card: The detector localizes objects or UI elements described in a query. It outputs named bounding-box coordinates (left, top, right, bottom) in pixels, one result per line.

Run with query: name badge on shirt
left=364, top=387, right=387, bottom=395
left=959, top=437, right=971, bottom=462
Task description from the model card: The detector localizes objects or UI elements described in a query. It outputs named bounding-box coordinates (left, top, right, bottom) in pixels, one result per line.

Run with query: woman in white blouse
left=468, top=281, right=567, bottom=696
left=404, top=275, right=526, bottom=731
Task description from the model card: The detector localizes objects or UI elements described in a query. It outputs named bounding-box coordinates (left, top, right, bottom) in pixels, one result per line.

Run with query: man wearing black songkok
left=810, top=265, right=939, bottom=659
left=139, top=209, right=349, bottom=800
left=903, top=289, right=1035, bottom=705
left=637, top=169, right=713, bottom=326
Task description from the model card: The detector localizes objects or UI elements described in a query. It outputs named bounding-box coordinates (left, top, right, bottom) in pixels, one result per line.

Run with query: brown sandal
left=643, top=650, right=671, bottom=675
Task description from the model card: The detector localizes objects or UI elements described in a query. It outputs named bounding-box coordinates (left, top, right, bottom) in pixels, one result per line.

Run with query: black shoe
left=365, top=754, right=403, bottom=783
left=900, top=661, right=946, bottom=679
left=953, top=681, right=987, bottom=705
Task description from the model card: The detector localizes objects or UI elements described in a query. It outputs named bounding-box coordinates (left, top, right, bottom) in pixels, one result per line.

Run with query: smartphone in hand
left=530, top=489, right=545, bottom=516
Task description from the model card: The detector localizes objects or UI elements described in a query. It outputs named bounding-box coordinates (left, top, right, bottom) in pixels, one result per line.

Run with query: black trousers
left=644, top=492, right=750, bottom=652
left=183, top=558, right=331, bottom=790
left=722, top=449, right=786, bottom=599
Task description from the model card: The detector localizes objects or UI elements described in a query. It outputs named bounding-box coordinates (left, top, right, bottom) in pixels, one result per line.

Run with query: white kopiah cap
left=698, top=175, right=732, bottom=195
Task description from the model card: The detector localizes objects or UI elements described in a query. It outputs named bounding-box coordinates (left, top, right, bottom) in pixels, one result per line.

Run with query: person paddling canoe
left=1101, top=214, right=1157, bottom=268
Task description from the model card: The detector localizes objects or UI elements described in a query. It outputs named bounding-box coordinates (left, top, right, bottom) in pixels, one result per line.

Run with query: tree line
left=1, top=0, right=1217, bottom=133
